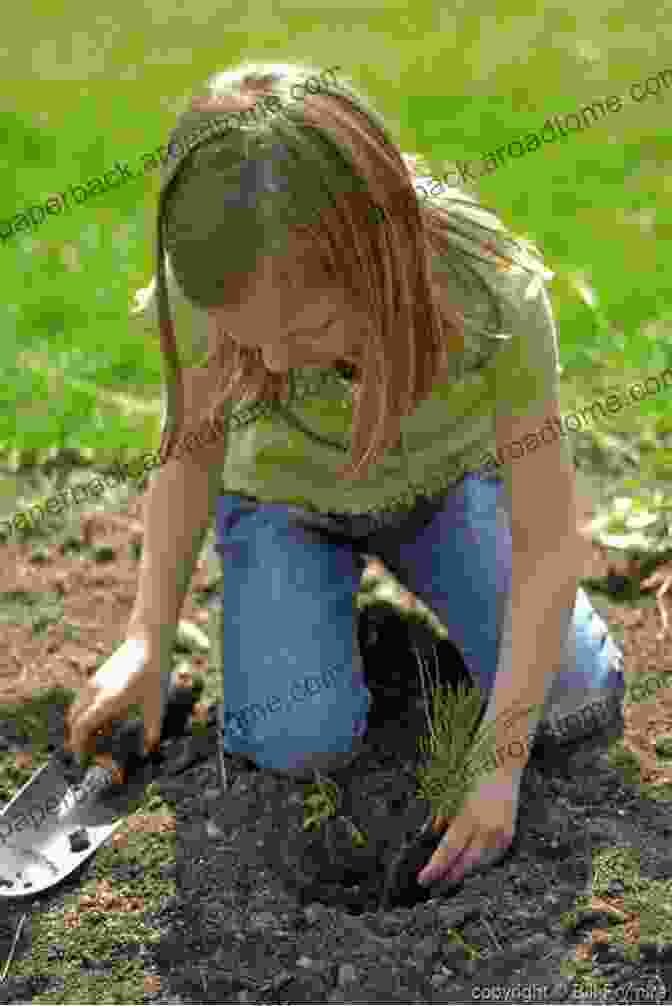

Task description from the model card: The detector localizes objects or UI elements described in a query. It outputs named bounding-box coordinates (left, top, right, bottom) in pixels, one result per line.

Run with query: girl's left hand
left=416, top=767, right=523, bottom=888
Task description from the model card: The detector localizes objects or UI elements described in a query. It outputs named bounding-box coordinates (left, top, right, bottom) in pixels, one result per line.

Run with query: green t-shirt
left=130, top=173, right=570, bottom=516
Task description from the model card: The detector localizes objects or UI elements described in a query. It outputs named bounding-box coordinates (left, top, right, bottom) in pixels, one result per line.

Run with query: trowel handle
left=92, top=661, right=203, bottom=775
left=157, top=662, right=204, bottom=741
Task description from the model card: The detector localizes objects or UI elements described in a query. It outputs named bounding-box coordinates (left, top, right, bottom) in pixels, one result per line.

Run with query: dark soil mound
left=2, top=604, right=671, bottom=1004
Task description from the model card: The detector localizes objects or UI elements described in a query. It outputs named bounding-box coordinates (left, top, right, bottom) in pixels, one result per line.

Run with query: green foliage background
left=1, top=2, right=671, bottom=527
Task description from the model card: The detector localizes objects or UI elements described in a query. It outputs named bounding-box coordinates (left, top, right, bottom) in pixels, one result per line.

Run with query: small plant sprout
left=413, top=641, right=543, bottom=828
left=302, top=771, right=368, bottom=847
left=303, top=772, right=340, bottom=831
left=445, top=927, right=482, bottom=961
left=346, top=822, right=368, bottom=847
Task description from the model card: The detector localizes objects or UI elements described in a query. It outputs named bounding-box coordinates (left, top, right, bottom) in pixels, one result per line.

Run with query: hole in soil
left=295, top=827, right=445, bottom=913
left=381, top=830, right=443, bottom=909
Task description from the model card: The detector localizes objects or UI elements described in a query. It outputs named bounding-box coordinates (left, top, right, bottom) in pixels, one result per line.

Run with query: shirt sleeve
left=129, top=253, right=211, bottom=370
left=486, top=273, right=564, bottom=419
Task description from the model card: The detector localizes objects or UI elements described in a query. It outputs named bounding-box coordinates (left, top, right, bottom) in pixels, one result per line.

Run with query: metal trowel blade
left=0, top=752, right=154, bottom=900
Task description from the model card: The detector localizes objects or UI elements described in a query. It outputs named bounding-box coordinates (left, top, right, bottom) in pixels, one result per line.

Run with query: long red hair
left=155, top=62, right=529, bottom=480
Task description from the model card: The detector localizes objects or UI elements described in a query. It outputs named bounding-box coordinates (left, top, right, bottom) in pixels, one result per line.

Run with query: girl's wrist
left=474, top=715, right=533, bottom=780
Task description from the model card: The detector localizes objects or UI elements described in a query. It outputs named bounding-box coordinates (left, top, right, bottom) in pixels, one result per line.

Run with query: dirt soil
left=1, top=461, right=672, bottom=1004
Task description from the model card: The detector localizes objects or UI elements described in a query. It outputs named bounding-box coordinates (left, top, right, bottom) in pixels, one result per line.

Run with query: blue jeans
left=214, top=473, right=625, bottom=780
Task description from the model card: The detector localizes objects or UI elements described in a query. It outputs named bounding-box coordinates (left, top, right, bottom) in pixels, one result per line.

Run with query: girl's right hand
left=65, top=637, right=168, bottom=764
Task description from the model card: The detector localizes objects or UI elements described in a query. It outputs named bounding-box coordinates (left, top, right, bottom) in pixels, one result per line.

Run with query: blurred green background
left=1, top=1, right=671, bottom=525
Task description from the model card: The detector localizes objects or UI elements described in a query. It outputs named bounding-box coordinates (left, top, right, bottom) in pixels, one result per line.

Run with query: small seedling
left=413, top=641, right=543, bottom=826
left=445, top=927, right=482, bottom=961
left=344, top=820, right=368, bottom=847
left=303, top=774, right=340, bottom=831
left=302, top=772, right=368, bottom=847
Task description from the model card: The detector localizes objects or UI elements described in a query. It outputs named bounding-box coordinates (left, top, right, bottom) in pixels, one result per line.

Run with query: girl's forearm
left=477, top=551, right=579, bottom=775
left=125, top=452, right=221, bottom=661
left=126, top=368, right=230, bottom=663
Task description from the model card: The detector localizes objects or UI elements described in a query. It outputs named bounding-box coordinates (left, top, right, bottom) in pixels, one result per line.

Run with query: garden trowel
left=0, top=663, right=207, bottom=900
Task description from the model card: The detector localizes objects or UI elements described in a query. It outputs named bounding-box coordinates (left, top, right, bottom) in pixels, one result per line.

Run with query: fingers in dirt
left=65, top=687, right=135, bottom=758
left=418, top=832, right=476, bottom=886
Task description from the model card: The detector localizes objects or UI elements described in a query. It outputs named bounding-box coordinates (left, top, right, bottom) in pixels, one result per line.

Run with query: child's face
left=207, top=244, right=368, bottom=373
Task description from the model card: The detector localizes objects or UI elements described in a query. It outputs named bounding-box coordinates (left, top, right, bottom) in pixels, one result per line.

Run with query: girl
left=66, top=61, right=625, bottom=890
